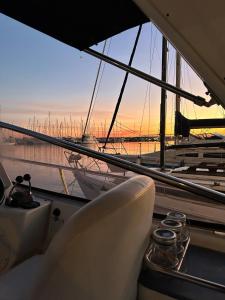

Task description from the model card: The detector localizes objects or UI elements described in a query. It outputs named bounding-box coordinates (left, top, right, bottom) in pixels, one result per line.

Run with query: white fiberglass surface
left=134, top=0, right=225, bottom=107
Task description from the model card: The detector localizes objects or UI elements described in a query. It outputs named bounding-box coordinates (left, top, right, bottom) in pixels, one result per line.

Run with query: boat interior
left=0, top=0, right=225, bottom=299
left=0, top=134, right=224, bottom=300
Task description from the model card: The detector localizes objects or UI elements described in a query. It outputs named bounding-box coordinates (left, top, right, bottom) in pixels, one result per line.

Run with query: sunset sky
left=0, top=13, right=224, bottom=137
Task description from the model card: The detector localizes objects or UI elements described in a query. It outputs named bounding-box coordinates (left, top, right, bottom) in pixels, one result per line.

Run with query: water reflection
left=0, top=141, right=161, bottom=197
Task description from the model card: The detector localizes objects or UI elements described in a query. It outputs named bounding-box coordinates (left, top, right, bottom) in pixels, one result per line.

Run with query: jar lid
left=152, top=228, right=176, bottom=245
left=161, top=219, right=182, bottom=232
left=167, top=211, right=186, bottom=222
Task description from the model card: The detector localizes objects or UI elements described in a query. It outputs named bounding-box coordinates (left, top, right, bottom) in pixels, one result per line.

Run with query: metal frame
left=84, top=48, right=208, bottom=107
left=145, top=233, right=225, bottom=293
left=145, top=253, right=225, bottom=294
left=1, top=121, right=225, bottom=204
left=146, top=237, right=190, bottom=272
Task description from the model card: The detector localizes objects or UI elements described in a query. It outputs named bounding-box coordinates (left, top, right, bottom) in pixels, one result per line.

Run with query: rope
left=139, top=23, right=157, bottom=136
left=114, top=121, right=136, bottom=134
left=103, top=25, right=143, bottom=148
left=82, top=40, right=107, bottom=138
left=88, top=39, right=112, bottom=124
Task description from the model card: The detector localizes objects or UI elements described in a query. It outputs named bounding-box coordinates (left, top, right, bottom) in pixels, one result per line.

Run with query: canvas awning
left=0, top=0, right=148, bottom=50
left=1, top=0, right=225, bottom=108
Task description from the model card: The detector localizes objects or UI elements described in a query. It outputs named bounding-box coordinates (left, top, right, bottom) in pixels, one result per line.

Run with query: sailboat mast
left=175, top=52, right=181, bottom=112
left=160, top=36, right=168, bottom=170
left=175, top=52, right=181, bottom=144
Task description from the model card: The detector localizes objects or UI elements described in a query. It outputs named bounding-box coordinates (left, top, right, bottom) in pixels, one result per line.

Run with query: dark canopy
left=175, top=111, right=225, bottom=137
left=0, top=0, right=148, bottom=50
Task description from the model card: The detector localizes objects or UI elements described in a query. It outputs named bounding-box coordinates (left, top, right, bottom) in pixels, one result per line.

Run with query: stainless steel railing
left=1, top=121, right=225, bottom=203
left=84, top=48, right=207, bottom=107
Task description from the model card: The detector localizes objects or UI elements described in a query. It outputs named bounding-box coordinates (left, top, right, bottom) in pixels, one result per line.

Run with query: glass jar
left=166, top=211, right=190, bottom=244
left=160, top=219, right=184, bottom=256
left=150, top=228, right=178, bottom=269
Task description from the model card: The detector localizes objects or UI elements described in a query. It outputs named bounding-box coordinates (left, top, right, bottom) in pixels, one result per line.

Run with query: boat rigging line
left=88, top=39, right=112, bottom=127
left=82, top=40, right=108, bottom=139
left=139, top=23, right=157, bottom=137
left=102, top=24, right=142, bottom=149
left=115, top=121, right=136, bottom=135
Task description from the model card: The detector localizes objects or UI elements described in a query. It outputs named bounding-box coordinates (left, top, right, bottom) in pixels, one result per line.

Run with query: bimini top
left=0, top=0, right=148, bottom=50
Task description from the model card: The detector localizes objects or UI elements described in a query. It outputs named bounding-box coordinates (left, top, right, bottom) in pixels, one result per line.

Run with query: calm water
left=0, top=141, right=161, bottom=197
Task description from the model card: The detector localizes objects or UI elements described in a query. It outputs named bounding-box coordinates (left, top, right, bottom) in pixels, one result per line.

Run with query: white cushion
left=0, top=255, right=42, bottom=300
left=0, top=175, right=155, bottom=300
left=33, top=175, right=155, bottom=300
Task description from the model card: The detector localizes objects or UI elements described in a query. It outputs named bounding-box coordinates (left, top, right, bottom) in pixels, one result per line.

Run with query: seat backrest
left=33, top=175, right=155, bottom=300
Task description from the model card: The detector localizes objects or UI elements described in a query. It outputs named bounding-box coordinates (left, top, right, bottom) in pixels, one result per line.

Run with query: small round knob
left=23, top=174, right=31, bottom=181
left=15, top=176, right=23, bottom=184
left=53, top=208, right=61, bottom=217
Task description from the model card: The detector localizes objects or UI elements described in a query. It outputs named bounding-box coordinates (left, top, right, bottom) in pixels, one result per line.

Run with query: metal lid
left=152, top=228, right=176, bottom=245
left=161, top=219, right=182, bottom=233
left=167, top=211, right=186, bottom=223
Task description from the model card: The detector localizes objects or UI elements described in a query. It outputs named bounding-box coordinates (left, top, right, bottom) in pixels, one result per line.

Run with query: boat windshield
left=1, top=127, right=225, bottom=226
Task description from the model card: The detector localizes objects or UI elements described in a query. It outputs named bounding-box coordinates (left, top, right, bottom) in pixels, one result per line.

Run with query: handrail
left=84, top=48, right=208, bottom=107
left=0, top=155, right=127, bottom=180
left=1, top=121, right=225, bottom=203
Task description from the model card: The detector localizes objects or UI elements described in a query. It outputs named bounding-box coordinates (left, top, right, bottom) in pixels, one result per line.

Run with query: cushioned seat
left=0, top=175, right=155, bottom=300
left=0, top=256, right=42, bottom=300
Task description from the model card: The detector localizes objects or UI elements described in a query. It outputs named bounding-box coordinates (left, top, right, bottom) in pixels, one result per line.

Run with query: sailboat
left=114, top=49, right=225, bottom=168
left=0, top=1, right=225, bottom=299
left=69, top=36, right=225, bottom=199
